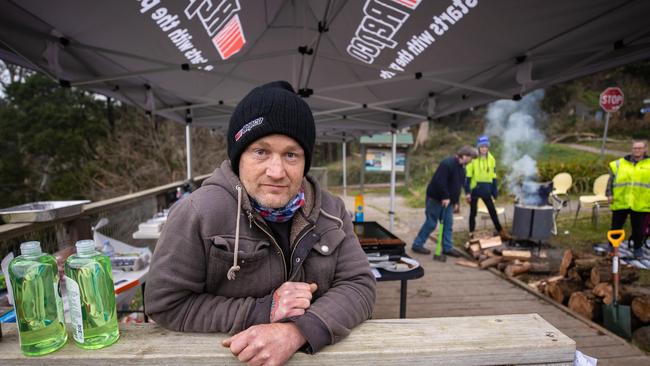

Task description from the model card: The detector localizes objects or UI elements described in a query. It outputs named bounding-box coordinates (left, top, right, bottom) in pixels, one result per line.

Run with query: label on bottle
left=65, top=275, right=84, bottom=343
left=54, top=280, right=65, bottom=325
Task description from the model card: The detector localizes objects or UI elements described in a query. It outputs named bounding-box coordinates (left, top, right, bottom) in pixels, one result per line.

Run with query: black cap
left=227, top=81, right=316, bottom=176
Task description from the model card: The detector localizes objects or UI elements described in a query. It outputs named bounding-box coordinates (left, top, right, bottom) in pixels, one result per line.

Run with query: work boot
left=412, top=246, right=431, bottom=255
left=498, top=228, right=513, bottom=241
left=433, top=253, right=447, bottom=262
left=443, top=248, right=461, bottom=258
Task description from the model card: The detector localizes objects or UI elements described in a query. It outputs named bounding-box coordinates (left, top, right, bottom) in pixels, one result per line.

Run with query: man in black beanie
left=146, top=81, right=376, bottom=365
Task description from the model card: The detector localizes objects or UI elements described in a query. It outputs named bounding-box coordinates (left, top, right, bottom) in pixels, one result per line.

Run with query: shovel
left=603, top=229, right=632, bottom=339
left=433, top=205, right=448, bottom=262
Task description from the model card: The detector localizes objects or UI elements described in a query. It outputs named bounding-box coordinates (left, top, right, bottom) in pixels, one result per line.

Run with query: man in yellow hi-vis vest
left=607, top=140, right=650, bottom=258
left=464, top=135, right=510, bottom=240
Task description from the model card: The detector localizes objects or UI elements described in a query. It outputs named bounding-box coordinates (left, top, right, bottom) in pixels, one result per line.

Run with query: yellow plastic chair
left=477, top=198, right=507, bottom=229
left=574, top=174, right=610, bottom=227
left=552, top=172, right=573, bottom=210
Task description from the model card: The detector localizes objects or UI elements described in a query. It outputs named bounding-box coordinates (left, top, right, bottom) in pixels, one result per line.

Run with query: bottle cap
left=75, top=240, right=97, bottom=256
left=20, top=241, right=42, bottom=256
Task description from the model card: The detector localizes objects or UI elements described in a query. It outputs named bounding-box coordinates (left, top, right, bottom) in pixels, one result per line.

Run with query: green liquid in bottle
left=64, top=240, right=119, bottom=349
left=9, top=241, right=68, bottom=356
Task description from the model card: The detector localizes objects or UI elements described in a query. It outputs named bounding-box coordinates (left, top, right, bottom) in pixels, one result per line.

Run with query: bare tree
left=85, top=108, right=226, bottom=200
left=413, top=121, right=430, bottom=151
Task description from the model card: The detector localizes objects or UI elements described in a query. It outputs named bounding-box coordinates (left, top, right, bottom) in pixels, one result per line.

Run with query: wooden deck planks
left=373, top=256, right=649, bottom=364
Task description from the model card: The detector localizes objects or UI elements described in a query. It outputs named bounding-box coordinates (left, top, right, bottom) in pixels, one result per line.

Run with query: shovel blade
left=603, top=303, right=632, bottom=339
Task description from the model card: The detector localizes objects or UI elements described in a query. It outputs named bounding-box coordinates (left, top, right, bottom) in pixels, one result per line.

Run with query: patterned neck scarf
left=251, top=187, right=305, bottom=223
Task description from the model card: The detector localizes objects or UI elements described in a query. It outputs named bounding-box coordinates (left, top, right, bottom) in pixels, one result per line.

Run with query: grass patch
left=547, top=214, right=616, bottom=253
left=537, top=144, right=616, bottom=165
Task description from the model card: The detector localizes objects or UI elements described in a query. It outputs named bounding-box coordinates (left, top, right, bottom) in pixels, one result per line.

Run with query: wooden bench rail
left=0, top=174, right=211, bottom=243
left=0, top=314, right=575, bottom=365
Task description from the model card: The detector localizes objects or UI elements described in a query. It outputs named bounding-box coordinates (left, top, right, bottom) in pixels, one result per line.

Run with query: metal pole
left=600, top=111, right=611, bottom=157
left=342, top=140, right=347, bottom=199
left=360, top=145, right=366, bottom=193
left=186, top=122, right=192, bottom=180
left=390, top=130, right=397, bottom=232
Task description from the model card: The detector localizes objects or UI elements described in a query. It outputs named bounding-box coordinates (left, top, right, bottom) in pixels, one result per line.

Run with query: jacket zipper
left=287, top=225, right=315, bottom=281
left=248, top=211, right=287, bottom=281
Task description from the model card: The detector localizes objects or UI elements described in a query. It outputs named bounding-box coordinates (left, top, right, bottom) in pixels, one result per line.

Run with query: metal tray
left=0, top=200, right=90, bottom=223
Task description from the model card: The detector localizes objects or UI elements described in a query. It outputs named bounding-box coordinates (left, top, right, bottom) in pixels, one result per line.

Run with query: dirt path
left=560, top=143, right=627, bottom=157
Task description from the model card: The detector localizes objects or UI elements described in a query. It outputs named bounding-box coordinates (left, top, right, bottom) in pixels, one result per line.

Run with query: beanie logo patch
left=235, top=117, right=264, bottom=141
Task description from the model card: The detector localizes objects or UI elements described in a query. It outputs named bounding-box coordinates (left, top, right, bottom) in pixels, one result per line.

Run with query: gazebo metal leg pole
left=186, top=122, right=192, bottom=180
left=342, top=140, right=347, bottom=199
left=389, top=130, right=397, bottom=232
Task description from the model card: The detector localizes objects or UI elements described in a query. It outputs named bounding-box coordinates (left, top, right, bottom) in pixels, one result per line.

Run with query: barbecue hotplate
left=353, top=221, right=406, bottom=255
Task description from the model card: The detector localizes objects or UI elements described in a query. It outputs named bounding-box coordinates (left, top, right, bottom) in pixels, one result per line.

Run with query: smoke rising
left=485, top=89, right=546, bottom=204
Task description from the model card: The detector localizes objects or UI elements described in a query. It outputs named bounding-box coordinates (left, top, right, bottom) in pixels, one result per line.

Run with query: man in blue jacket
left=411, top=146, right=477, bottom=256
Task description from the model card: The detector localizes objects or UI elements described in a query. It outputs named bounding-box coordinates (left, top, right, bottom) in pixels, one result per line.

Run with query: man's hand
left=441, top=199, right=451, bottom=207
left=222, top=323, right=306, bottom=366
left=465, top=194, right=471, bottom=204
left=270, top=282, right=317, bottom=323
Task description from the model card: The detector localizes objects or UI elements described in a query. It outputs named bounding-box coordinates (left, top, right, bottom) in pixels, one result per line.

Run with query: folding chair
left=574, top=174, right=610, bottom=227
left=552, top=172, right=573, bottom=211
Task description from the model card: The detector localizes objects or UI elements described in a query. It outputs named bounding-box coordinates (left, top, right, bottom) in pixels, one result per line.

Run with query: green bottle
left=8, top=241, right=67, bottom=356
left=64, top=240, right=119, bottom=349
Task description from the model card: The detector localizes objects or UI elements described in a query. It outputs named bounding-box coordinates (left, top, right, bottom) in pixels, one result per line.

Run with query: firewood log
left=575, top=258, right=601, bottom=270
left=479, top=256, right=502, bottom=269
left=568, top=291, right=601, bottom=321
left=559, top=249, right=574, bottom=277
left=504, top=262, right=532, bottom=277
left=468, top=243, right=482, bottom=259
left=478, top=236, right=502, bottom=250
left=455, top=259, right=479, bottom=268
left=632, top=295, right=650, bottom=323
left=528, top=262, right=552, bottom=274
left=570, top=258, right=601, bottom=281
left=502, top=250, right=531, bottom=261
left=546, top=278, right=584, bottom=305
left=590, top=264, right=639, bottom=286
left=592, top=282, right=613, bottom=305
left=567, top=268, right=582, bottom=282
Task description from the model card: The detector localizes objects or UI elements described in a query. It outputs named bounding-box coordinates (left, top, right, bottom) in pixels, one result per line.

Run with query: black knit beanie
left=227, top=81, right=316, bottom=176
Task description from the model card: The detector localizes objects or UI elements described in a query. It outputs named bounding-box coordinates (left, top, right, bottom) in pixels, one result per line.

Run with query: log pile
left=461, top=242, right=650, bottom=339
left=461, top=236, right=550, bottom=278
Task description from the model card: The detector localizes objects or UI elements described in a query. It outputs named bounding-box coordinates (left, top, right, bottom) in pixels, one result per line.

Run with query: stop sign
left=600, top=87, right=624, bottom=112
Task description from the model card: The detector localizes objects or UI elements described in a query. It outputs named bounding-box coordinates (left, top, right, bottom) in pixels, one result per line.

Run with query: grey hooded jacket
left=144, top=161, right=376, bottom=352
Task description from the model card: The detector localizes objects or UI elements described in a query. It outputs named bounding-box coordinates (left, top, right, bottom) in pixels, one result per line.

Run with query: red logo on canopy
left=392, top=0, right=422, bottom=9
left=212, top=14, right=246, bottom=60
left=599, top=87, right=624, bottom=112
